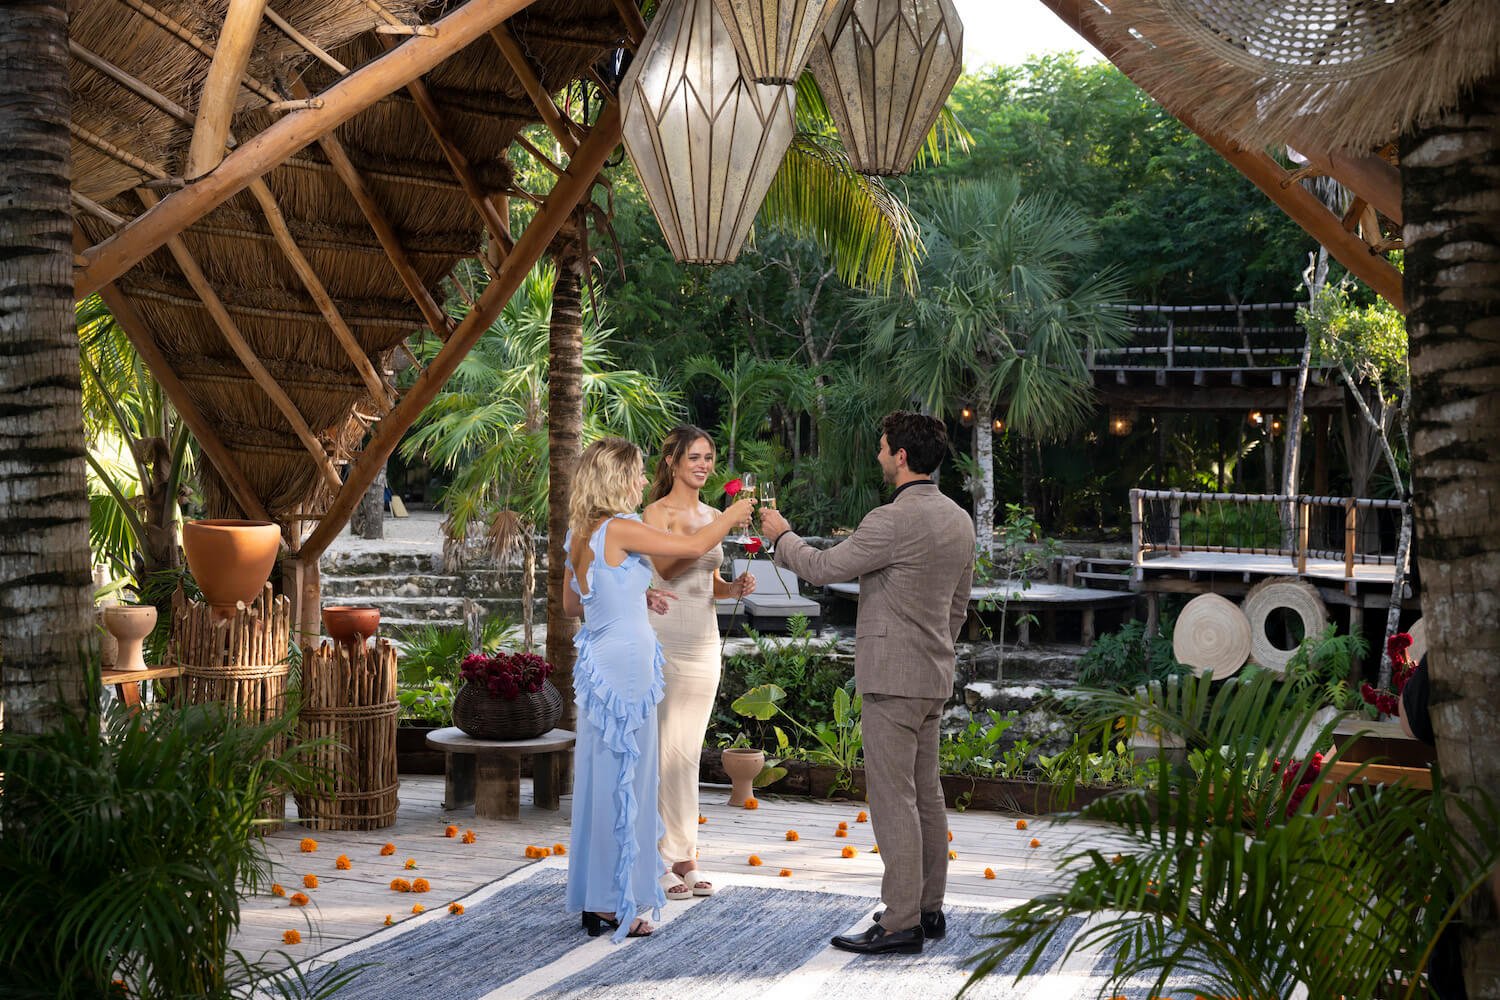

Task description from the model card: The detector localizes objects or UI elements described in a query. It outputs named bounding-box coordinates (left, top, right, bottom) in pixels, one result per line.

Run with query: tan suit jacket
left=772, top=482, right=975, bottom=699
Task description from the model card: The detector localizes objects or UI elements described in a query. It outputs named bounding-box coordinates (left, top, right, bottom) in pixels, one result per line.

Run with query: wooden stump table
left=426, top=727, right=576, bottom=821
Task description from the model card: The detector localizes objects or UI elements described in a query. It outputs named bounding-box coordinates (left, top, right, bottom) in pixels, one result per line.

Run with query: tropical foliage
left=967, top=671, right=1500, bottom=1000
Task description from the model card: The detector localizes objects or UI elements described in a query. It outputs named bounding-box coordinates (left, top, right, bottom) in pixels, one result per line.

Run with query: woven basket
left=452, top=678, right=562, bottom=741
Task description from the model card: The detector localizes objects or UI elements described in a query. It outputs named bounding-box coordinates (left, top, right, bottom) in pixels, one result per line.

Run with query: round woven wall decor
left=1172, top=592, right=1252, bottom=679
left=1242, top=577, right=1329, bottom=673
left=1407, top=617, right=1428, bottom=665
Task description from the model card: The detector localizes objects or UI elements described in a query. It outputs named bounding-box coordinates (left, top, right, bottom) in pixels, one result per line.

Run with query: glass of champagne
left=726, top=472, right=756, bottom=545
left=757, top=480, right=777, bottom=551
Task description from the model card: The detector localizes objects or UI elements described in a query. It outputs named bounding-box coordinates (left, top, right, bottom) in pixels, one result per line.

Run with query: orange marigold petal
left=1015, top=819, right=1028, bottom=830
left=698, top=815, right=707, bottom=824
left=449, top=902, right=464, bottom=915
left=834, top=829, right=847, bottom=837
left=461, top=831, right=476, bottom=844
left=871, top=845, right=880, bottom=854
left=271, top=883, right=286, bottom=897
left=289, top=893, right=309, bottom=907
left=837, top=821, right=848, bottom=830
left=411, top=904, right=425, bottom=914
left=299, top=838, right=318, bottom=853
left=948, top=850, right=958, bottom=860
left=283, top=929, right=301, bottom=945
left=413, top=878, right=431, bottom=893
left=856, top=811, right=868, bottom=822
left=380, top=843, right=396, bottom=856
left=335, top=855, right=351, bottom=870
left=841, top=846, right=857, bottom=858
left=383, top=914, right=393, bottom=926
left=445, top=825, right=459, bottom=838
left=947, top=830, right=953, bottom=842
left=552, top=843, right=567, bottom=856
left=779, top=869, right=793, bottom=877
left=785, top=830, right=799, bottom=841
left=984, top=868, right=996, bottom=879
left=747, top=855, right=763, bottom=866
left=743, top=798, right=759, bottom=810
left=1029, top=838, right=1041, bottom=848
left=404, top=858, right=417, bottom=869
left=302, top=874, right=318, bottom=889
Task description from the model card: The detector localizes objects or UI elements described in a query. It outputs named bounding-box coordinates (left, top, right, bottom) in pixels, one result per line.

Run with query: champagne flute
left=757, top=480, right=778, bottom=552
left=726, top=472, right=757, bottom=545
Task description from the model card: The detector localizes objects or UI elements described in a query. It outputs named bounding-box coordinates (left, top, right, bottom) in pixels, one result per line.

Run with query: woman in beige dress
left=643, top=425, right=755, bottom=900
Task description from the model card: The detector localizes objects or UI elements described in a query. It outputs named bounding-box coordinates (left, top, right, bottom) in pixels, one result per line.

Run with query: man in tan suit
left=760, top=411, right=975, bottom=955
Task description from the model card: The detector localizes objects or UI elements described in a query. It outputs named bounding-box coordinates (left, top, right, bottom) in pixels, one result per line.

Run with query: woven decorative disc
left=1406, top=618, right=1427, bottom=665
left=1172, top=593, right=1251, bottom=679
left=1242, top=577, right=1329, bottom=674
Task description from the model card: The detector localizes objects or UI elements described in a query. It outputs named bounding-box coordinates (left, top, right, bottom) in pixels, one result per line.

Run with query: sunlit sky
left=949, top=0, right=1101, bottom=71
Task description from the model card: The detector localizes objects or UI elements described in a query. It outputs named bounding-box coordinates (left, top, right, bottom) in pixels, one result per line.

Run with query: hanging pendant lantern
left=710, top=0, right=845, bottom=84
left=620, top=0, right=797, bottom=265
left=809, top=0, right=964, bottom=176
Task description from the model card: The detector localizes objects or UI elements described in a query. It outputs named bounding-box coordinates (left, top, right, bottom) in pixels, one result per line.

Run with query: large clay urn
left=182, top=519, right=281, bottom=619
left=721, top=747, right=766, bottom=806
left=102, top=604, right=158, bottom=671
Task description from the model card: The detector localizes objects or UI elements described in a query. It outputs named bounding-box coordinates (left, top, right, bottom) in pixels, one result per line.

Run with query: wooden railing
left=1089, top=301, right=1312, bottom=371
left=1129, top=489, right=1408, bottom=578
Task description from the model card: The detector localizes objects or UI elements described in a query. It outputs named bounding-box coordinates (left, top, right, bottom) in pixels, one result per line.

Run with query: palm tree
left=76, top=295, right=194, bottom=592
left=680, top=351, right=811, bottom=473
left=864, top=175, right=1129, bottom=556
left=0, top=0, right=92, bottom=733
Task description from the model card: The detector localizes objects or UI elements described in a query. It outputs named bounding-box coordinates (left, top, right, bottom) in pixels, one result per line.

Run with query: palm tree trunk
left=973, top=398, right=996, bottom=559
left=0, top=0, right=94, bottom=733
left=1401, top=71, right=1500, bottom=995
left=545, top=218, right=587, bottom=729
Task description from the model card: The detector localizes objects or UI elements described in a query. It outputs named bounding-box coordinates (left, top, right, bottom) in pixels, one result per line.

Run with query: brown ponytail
left=648, top=424, right=715, bottom=503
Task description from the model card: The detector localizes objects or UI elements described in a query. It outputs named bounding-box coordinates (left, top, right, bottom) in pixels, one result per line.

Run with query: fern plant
left=965, top=671, right=1500, bottom=1000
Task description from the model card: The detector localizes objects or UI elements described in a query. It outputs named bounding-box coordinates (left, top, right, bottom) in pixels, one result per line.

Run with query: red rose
left=723, top=478, right=744, bottom=497
left=744, top=536, right=764, bottom=554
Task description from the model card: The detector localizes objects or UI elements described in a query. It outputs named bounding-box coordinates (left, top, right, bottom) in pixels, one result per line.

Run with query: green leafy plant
left=971, top=504, right=1064, bottom=671
left=1284, top=622, right=1369, bottom=712
left=966, top=671, right=1500, bottom=1000
left=1077, top=620, right=1186, bottom=691
left=713, top=616, right=849, bottom=745
left=733, top=683, right=862, bottom=794
left=0, top=700, right=339, bottom=999
left=939, top=710, right=1017, bottom=777
left=393, top=617, right=516, bottom=727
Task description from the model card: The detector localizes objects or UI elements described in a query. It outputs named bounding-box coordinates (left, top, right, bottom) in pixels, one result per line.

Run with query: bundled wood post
left=294, top=638, right=399, bottom=831
left=167, top=583, right=292, bottom=826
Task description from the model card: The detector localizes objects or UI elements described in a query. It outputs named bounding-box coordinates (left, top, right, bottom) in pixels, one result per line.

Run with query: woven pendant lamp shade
left=809, top=0, right=964, bottom=176
left=620, top=0, right=797, bottom=265
left=711, top=0, right=844, bottom=85
left=1087, top=0, right=1500, bottom=151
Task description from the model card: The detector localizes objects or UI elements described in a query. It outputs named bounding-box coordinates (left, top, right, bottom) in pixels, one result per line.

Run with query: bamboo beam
left=76, top=0, right=544, bottom=298
left=379, top=36, right=513, bottom=258
left=76, top=228, right=272, bottom=521
left=186, top=0, right=268, bottom=178
left=71, top=123, right=170, bottom=179
left=1297, top=148, right=1404, bottom=225
left=299, top=102, right=622, bottom=559
left=137, top=190, right=343, bottom=490
left=284, top=80, right=455, bottom=339
left=69, top=40, right=194, bottom=125
left=245, top=179, right=394, bottom=412
left=263, top=7, right=351, bottom=75
left=490, top=23, right=579, bottom=153
left=113, top=0, right=280, bottom=102
left=608, top=0, right=647, bottom=46
left=1035, top=0, right=1405, bottom=312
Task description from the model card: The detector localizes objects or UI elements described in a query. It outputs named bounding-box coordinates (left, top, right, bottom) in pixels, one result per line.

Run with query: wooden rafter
left=263, top=6, right=350, bottom=75
left=608, top=0, right=647, bottom=46
left=490, top=23, right=582, bottom=153
left=137, top=189, right=343, bottom=490
left=113, top=0, right=280, bottom=103
left=71, top=123, right=170, bottom=180
left=283, top=80, right=456, bottom=340
left=186, top=0, right=268, bottom=179
left=378, top=37, right=514, bottom=259
left=76, top=0, right=545, bottom=298
left=74, top=228, right=273, bottom=521
left=245, top=179, right=394, bottom=412
left=299, top=101, right=624, bottom=561
left=70, top=40, right=193, bottom=126
left=1035, top=0, right=1406, bottom=312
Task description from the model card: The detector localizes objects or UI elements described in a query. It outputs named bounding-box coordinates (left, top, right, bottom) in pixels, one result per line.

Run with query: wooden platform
left=234, top=775, right=1130, bottom=968
left=827, top=581, right=1136, bottom=644
left=1136, top=551, right=1407, bottom=607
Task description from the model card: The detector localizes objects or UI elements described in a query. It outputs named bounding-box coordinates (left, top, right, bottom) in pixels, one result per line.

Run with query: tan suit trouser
left=862, top=692, right=948, bottom=932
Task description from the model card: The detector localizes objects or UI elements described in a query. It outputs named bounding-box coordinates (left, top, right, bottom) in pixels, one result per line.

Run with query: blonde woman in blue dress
left=563, top=437, right=755, bottom=940
left=643, top=425, right=757, bottom=901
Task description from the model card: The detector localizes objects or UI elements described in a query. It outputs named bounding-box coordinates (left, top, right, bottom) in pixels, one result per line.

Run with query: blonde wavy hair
left=569, top=437, right=645, bottom=542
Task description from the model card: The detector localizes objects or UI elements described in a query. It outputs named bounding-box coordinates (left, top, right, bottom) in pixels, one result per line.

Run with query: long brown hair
left=569, top=437, right=644, bottom=543
left=647, top=424, right=715, bottom=503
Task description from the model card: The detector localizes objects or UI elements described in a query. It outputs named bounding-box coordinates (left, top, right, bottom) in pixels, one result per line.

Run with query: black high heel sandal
left=581, top=912, right=620, bottom=937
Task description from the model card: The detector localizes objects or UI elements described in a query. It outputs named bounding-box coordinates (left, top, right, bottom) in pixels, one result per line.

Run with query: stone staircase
left=320, top=548, right=546, bottom=634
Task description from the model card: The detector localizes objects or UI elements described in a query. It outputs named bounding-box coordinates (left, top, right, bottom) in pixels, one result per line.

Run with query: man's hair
left=881, top=410, right=948, bottom=475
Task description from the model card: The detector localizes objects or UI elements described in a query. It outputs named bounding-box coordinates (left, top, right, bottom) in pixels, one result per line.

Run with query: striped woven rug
left=306, top=863, right=1204, bottom=1000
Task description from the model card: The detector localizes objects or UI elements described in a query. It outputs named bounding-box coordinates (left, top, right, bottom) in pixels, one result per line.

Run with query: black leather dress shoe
left=830, top=922, right=924, bottom=955
left=873, top=908, right=946, bottom=940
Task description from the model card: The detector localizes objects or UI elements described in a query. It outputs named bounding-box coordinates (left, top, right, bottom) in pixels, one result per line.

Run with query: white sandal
left=686, top=870, right=715, bottom=897
left=659, top=870, right=692, bottom=901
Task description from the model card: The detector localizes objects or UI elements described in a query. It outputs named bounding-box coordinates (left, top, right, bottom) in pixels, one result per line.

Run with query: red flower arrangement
left=1360, top=633, right=1417, bottom=716
left=460, top=651, right=554, bottom=701
left=1271, top=751, right=1327, bottom=817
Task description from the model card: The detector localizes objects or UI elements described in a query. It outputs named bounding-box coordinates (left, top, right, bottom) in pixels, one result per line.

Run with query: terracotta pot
left=721, top=747, right=766, bottom=806
left=103, top=604, right=157, bottom=671
left=322, top=605, right=381, bottom=646
left=182, top=519, right=280, bottom=619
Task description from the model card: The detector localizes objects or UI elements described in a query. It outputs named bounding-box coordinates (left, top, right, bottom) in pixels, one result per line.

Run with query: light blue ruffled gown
left=565, top=514, right=667, bottom=942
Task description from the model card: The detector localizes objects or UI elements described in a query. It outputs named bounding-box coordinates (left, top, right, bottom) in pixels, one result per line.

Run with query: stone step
left=350, top=595, right=545, bottom=628
left=960, top=641, right=1090, bottom=683
left=322, top=572, right=543, bottom=599
left=321, top=548, right=554, bottom=578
